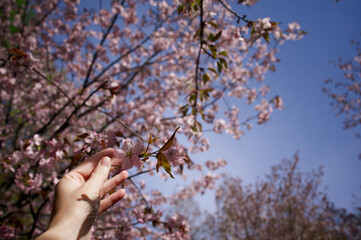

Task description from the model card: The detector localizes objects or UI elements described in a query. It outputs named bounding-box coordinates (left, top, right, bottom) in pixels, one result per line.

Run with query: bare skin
left=37, top=148, right=128, bottom=240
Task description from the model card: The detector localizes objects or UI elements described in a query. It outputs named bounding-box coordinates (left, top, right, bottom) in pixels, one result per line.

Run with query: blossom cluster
left=0, top=0, right=304, bottom=238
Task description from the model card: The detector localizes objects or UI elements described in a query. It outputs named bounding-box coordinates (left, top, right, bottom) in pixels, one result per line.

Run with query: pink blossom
left=166, top=212, right=191, bottom=239
left=33, top=134, right=43, bottom=146
left=255, top=99, right=273, bottom=124
left=273, top=95, right=284, bottom=110
left=205, top=158, right=227, bottom=170
left=261, top=17, right=272, bottom=29
left=240, top=0, right=259, bottom=6
left=213, top=119, right=227, bottom=134
left=164, top=146, right=181, bottom=166
left=259, top=85, right=270, bottom=96
left=0, top=224, right=15, bottom=239
left=114, top=139, right=144, bottom=170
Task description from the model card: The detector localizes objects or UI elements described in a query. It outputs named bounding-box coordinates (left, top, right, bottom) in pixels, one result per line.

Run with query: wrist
left=36, top=228, right=73, bottom=240
left=37, top=222, right=90, bottom=240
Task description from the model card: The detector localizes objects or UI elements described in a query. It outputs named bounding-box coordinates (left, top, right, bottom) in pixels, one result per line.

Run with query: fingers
left=86, top=156, right=112, bottom=191
left=97, top=189, right=126, bottom=215
left=71, top=148, right=115, bottom=179
left=101, top=171, right=128, bottom=198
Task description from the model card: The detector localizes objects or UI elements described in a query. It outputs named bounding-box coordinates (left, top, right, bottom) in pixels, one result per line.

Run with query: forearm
left=36, top=228, right=91, bottom=240
left=36, top=219, right=91, bottom=240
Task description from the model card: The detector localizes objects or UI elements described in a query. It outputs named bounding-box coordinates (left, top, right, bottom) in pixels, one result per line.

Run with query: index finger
left=70, top=148, right=115, bottom=179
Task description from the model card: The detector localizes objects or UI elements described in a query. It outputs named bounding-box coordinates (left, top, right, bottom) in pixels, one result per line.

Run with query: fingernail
left=100, top=157, right=111, bottom=167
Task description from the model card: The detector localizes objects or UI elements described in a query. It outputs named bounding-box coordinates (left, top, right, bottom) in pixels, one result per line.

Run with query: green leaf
left=16, top=0, right=26, bottom=8
left=192, top=106, right=197, bottom=116
left=219, top=58, right=228, bottom=70
left=193, top=27, right=201, bottom=39
left=145, top=206, right=153, bottom=214
left=200, top=109, right=206, bottom=120
left=200, top=88, right=213, bottom=102
left=251, top=27, right=256, bottom=38
left=207, top=33, right=215, bottom=41
left=208, top=44, right=217, bottom=58
left=179, top=104, right=189, bottom=116
left=177, top=4, right=184, bottom=14
left=191, top=120, right=203, bottom=132
left=208, top=67, right=218, bottom=75
left=269, top=65, right=276, bottom=72
left=24, top=10, right=36, bottom=25
left=159, top=126, right=180, bottom=152
left=263, top=32, right=270, bottom=45
left=203, top=73, right=211, bottom=84
left=148, top=132, right=159, bottom=144
left=207, top=21, right=218, bottom=29
left=211, top=31, right=222, bottom=42
left=156, top=152, right=174, bottom=179
left=217, top=61, right=223, bottom=74
left=219, top=51, right=228, bottom=58
left=9, top=11, right=16, bottom=21
left=1, top=40, right=10, bottom=49
left=189, top=94, right=196, bottom=104
left=9, top=24, right=21, bottom=34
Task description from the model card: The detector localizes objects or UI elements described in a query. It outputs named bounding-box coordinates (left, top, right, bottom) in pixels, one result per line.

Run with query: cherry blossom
left=114, top=139, right=144, bottom=170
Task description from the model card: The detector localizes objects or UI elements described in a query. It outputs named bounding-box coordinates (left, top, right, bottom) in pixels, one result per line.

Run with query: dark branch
left=83, top=13, right=119, bottom=88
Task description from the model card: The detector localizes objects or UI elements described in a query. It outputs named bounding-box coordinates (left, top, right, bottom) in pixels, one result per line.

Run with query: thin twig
left=0, top=59, right=78, bottom=108
left=20, top=0, right=29, bottom=34
left=84, top=104, right=147, bottom=143
left=193, top=0, right=204, bottom=116
left=51, top=81, right=108, bottom=138
left=83, top=13, right=119, bottom=88
left=89, top=23, right=162, bottom=87
left=27, top=198, right=49, bottom=239
left=35, top=4, right=57, bottom=26
left=217, top=0, right=249, bottom=23
left=31, top=67, right=79, bottom=108
left=128, top=168, right=155, bottom=179
left=128, top=178, right=150, bottom=209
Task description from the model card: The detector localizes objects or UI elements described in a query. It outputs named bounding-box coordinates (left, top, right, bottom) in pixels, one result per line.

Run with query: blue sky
left=193, top=0, right=361, bottom=210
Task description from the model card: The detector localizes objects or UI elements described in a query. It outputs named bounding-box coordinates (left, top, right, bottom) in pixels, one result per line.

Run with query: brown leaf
left=159, top=126, right=180, bottom=152
left=74, top=132, right=89, bottom=142
left=8, top=48, right=28, bottom=57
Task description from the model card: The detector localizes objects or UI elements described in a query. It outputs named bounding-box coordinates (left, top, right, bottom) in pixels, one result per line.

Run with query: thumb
left=86, top=156, right=111, bottom=191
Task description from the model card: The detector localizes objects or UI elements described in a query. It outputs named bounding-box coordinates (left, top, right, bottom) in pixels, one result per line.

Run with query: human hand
left=37, top=148, right=128, bottom=240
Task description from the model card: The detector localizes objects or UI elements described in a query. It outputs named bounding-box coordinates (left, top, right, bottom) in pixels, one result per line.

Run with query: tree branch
left=83, top=13, right=119, bottom=88
left=88, top=24, right=162, bottom=87
left=217, top=0, right=249, bottom=23
left=51, top=81, right=108, bottom=138
left=35, top=4, right=57, bottom=27
left=84, top=104, right=147, bottom=143
left=128, top=178, right=150, bottom=209
left=193, top=0, right=204, bottom=116
left=127, top=168, right=155, bottom=179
